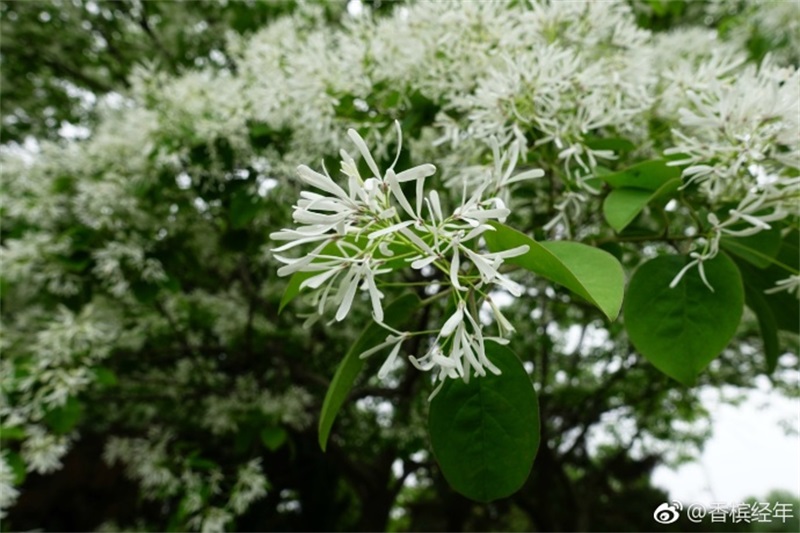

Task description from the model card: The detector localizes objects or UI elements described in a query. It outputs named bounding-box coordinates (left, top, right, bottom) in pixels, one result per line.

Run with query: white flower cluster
left=202, top=377, right=314, bottom=436
left=2, top=0, right=799, bottom=526
left=662, top=61, right=799, bottom=289
left=104, top=433, right=269, bottom=533
left=0, top=302, right=120, bottom=515
left=0, top=455, right=20, bottom=519
left=271, top=124, right=542, bottom=394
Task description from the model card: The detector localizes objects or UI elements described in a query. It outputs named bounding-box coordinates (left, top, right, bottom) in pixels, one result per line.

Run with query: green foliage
left=485, top=222, right=625, bottom=321
left=0, top=0, right=315, bottom=142
left=260, top=426, right=288, bottom=451
left=318, top=293, right=420, bottom=451
left=624, top=253, right=745, bottom=385
left=721, top=226, right=783, bottom=269
left=602, top=178, right=681, bottom=232
left=744, top=285, right=780, bottom=374
left=428, top=343, right=539, bottom=503
left=1, top=0, right=797, bottom=531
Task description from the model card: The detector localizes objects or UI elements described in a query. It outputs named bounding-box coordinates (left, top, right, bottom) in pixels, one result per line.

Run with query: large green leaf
left=598, top=159, right=681, bottom=190
left=428, top=342, right=539, bottom=502
left=484, top=222, right=625, bottom=321
left=624, top=253, right=744, bottom=385
left=720, top=225, right=782, bottom=269
left=318, top=293, right=419, bottom=451
left=602, top=178, right=681, bottom=232
left=734, top=230, right=799, bottom=334
left=744, top=285, right=780, bottom=374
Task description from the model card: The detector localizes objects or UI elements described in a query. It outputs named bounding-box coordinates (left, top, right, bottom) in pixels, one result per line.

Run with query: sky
left=652, top=376, right=800, bottom=506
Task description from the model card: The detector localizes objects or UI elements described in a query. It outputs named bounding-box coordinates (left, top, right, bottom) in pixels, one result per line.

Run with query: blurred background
left=1, top=0, right=798, bottom=531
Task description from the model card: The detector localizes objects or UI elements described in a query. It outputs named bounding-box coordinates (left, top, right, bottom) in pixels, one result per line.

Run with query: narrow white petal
left=271, top=235, right=331, bottom=252
left=386, top=169, right=418, bottom=220
left=300, top=268, right=340, bottom=290
left=697, top=261, right=715, bottom=292
left=365, top=270, right=384, bottom=322
left=669, top=259, right=699, bottom=289
left=440, top=303, right=464, bottom=337
left=377, top=340, right=405, bottom=379
left=359, top=335, right=397, bottom=359
left=432, top=352, right=458, bottom=369
left=450, top=246, right=463, bottom=290
left=462, top=224, right=492, bottom=243
left=464, top=248, right=497, bottom=282
left=460, top=330, right=484, bottom=376
left=378, top=241, right=395, bottom=257
left=408, top=354, right=435, bottom=371
left=493, top=244, right=530, bottom=259
left=731, top=211, right=772, bottom=230
left=431, top=191, right=444, bottom=221
left=297, top=165, right=348, bottom=199
left=368, top=220, right=414, bottom=240
left=347, top=129, right=383, bottom=179
left=410, top=255, right=437, bottom=270
left=496, top=273, right=524, bottom=297
left=398, top=226, right=436, bottom=256
left=427, top=378, right=446, bottom=401
left=416, top=176, right=424, bottom=218
left=394, top=164, right=436, bottom=182
left=489, top=299, right=515, bottom=334
left=464, top=208, right=511, bottom=221
left=504, top=168, right=544, bottom=186
left=336, top=271, right=360, bottom=321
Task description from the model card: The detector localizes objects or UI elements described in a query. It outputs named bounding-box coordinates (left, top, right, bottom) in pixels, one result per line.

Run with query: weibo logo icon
left=653, top=501, right=683, bottom=524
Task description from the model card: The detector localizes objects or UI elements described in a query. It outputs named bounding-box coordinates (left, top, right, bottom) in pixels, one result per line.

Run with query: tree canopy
left=1, top=1, right=798, bottom=531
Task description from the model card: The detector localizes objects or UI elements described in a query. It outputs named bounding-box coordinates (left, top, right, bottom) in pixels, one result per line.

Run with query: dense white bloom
left=273, top=125, right=542, bottom=386
left=3, top=0, right=798, bottom=526
left=21, top=426, right=70, bottom=475
left=0, top=455, right=20, bottom=518
left=229, top=459, right=269, bottom=514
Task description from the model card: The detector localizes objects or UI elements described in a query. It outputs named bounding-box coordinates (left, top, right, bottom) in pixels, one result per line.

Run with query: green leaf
left=5, top=452, right=26, bottom=485
left=43, top=396, right=83, bottom=434
left=720, top=225, right=782, bottom=269
left=261, top=426, right=288, bottom=451
left=602, top=178, right=681, bottom=232
left=744, top=285, right=780, bottom=374
left=484, top=222, right=625, bottom=321
left=318, top=293, right=420, bottom=451
left=585, top=137, right=636, bottom=153
left=0, top=426, right=26, bottom=441
left=230, top=189, right=261, bottom=229
left=603, top=188, right=652, bottom=232
left=624, top=253, right=744, bottom=385
left=428, top=342, right=540, bottom=503
left=733, top=229, right=799, bottom=334
left=599, top=159, right=681, bottom=191
left=93, top=366, right=118, bottom=386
